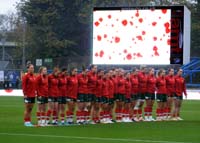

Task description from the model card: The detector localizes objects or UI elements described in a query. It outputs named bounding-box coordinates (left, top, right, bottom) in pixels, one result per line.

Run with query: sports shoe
left=138, top=117, right=144, bottom=121
left=176, top=117, right=183, bottom=121
left=171, top=117, right=178, bottom=121
left=149, top=116, right=155, bottom=121
left=24, top=122, right=34, bottom=127
left=133, top=117, right=139, bottom=122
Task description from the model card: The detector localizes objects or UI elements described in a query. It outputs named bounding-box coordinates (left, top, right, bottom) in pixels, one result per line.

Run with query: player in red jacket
left=58, top=68, right=68, bottom=125
left=92, top=69, right=104, bottom=123
left=137, top=66, right=148, bottom=121
left=145, top=68, right=156, bottom=121
left=115, top=68, right=126, bottom=122
left=100, top=71, right=111, bottom=123
left=130, top=68, right=139, bottom=121
left=156, top=69, right=167, bottom=121
left=165, top=68, right=175, bottom=120
left=46, top=67, right=60, bottom=125
left=107, top=70, right=115, bottom=123
left=22, top=64, right=36, bottom=127
left=35, top=66, right=48, bottom=126
left=76, top=66, right=88, bottom=124
left=123, top=72, right=132, bottom=122
left=172, top=68, right=187, bottom=120
left=87, top=65, right=97, bottom=123
left=66, top=67, right=78, bottom=124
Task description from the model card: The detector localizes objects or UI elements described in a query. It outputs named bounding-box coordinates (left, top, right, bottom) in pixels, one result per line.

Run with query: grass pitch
left=0, top=96, right=200, bottom=143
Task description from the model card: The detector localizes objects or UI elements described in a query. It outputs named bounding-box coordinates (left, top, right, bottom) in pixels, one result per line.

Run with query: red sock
left=133, top=109, right=137, bottom=118
left=138, top=109, right=142, bottom=117
left=144, top=107, right=148, bottom=116
left=60, top=113, right=65, bottom=122
left=36, top=112, right=41, bottom=122
left=24, top=117, right=30, bottom=122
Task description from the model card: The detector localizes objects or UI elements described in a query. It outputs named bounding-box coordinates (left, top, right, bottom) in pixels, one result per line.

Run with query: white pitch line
left=0, top=132, right=193, bottom=143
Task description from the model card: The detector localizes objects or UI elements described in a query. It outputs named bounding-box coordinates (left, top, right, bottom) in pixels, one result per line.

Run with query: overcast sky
left=0, top=0, right=20, bottom=14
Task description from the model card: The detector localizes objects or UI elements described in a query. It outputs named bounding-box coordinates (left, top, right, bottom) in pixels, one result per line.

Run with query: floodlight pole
left=22, top=17, right=26, bottom=70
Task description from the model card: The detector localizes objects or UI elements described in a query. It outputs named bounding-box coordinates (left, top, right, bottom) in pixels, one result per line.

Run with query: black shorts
left=173, top=94, right=183, bottom=100
left=125, top=98, right=131, bottom=103
left=138, top=93, right=146, bottom=100
left=108, top=98, right=114, bottom=105
left=95, top=97, right=102, bottom=103
left=88, top=94, right=96, bottom=102
left=77, top=93, right=88, bottom=102
left=101, top=96, right=108, bottom=104
left=24, top=97, right=35, bottom=104
left=131, top=94, right=138, bottom=101
left=156, top=94, right=167, bottom=102
left=115, top=94, right=125, bottom=102
left=145, top=93, right=155, bottom=100
left=37, top=96, right=48, bottom=104
left=66, top=97, right=76, bottom=102
left=58, top=96, right=67, bottom=104
left=48, top=97, right=58, bottom=102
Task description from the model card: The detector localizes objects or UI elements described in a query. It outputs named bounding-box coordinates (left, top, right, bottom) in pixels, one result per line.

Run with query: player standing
left=35, top=66, right=48, bottom=126
left=22, top=64, right=36, bottom=127
left=172, top=68, right=187, bottom=120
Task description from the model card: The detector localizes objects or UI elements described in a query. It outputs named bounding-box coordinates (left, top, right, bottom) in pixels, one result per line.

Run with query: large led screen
left=93, top=8, right=172, bottom=65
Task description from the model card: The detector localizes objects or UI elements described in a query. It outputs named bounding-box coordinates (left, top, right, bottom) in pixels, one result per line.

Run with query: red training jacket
left=117, top=76, right=126, bottom=94
left=35, top=74, right=48, bottom=97
left=175, top=75, right=187, bottom=96
left=22, top=73, right=36, bottom=97
left=108, top=78, right=114, bottom=98
left=102, top=79, right=109, bottom=98
left=156, top=76, right=167, bottom=94
left=77, top=73, right=88, bottom=94
left=87, top=71, right=97, bottom=94
left=48, top=74, right=59, bottom=97
left=138, top=72, right=147, bottom=93
left=165, top=75, right=175, bottom=96
left=58, top=74, right=67, bottom=97
left=125, top=79, right=131, bottom=98
left=67, top=75, right=78, bottom=99
left=130, top=74, right=139, bottom=94
left=96, top=76, right=103, bottom=97
left=146, top=75, right=156, bottom=94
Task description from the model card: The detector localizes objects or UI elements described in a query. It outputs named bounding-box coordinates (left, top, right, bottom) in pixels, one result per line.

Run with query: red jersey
left=108, top=78, right=114, bottom=98
left=58, top=75, right=67, bottom=96
left=165, top=75, right=175, bottom=96
left=35, top=74, right=48, bottom=97
left=102, top=79, right=109, bottom=98
left=22, top=73, right=36, bottom=97
left=96, top=76, right=103, bottom=97
left=146, top=75, right=156, bottom=94
left=77, top=73, right=88, bottom=94
left=48, top=74, right=59, bottom=97
left=87, top=71, right=97, bottom=94
left=117, top=76, right=126, bottom=94
left=175, top=75, right=187, bottom=96
left=111, top=76, right=118, bottom=94
left=130, top=74, right=139, bottom=94
left=67, top=75, right=78, bottom=99
left=138, top=72, right=147, bottom=93
left=125, top=79, right=131, bottom=98
left=156, top=76, right=167, bottom=94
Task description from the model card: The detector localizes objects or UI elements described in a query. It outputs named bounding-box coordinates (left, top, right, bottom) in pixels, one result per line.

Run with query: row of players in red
left=22, top=64, right=187, bottom=127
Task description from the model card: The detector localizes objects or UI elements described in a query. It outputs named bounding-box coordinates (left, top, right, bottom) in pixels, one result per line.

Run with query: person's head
left=81, top=66, right=87, bottom=75
left=38, top=66, right=47, bottom=75
left=177, top=68, right=183, bottom=76
left=148, top=68, right=155, bottom=76
left=109, top=69, right=113, bottom=77
left=97, top=69, right=104, bottom=77
left=131, top=67, right=139, bottom=75
left=53, top=67, right=60, bottom=76
left=125, top=72, right=130, bottom=79
left=168, top=68, right=174, bottom=76
left=140, top=65, right=147, bottom=73
left=118, top=68, right=124, bottom=76
left=157, top=69, right=165, bottom=77
left=90, top=64, right=97, bottom=73
left=70, top=67, right=78, bottom=76
left=27, top=64, right=34, bottom=74
left=61, top=67, right=68, bottom=76
left=113, top=68, right=119, bottom=76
